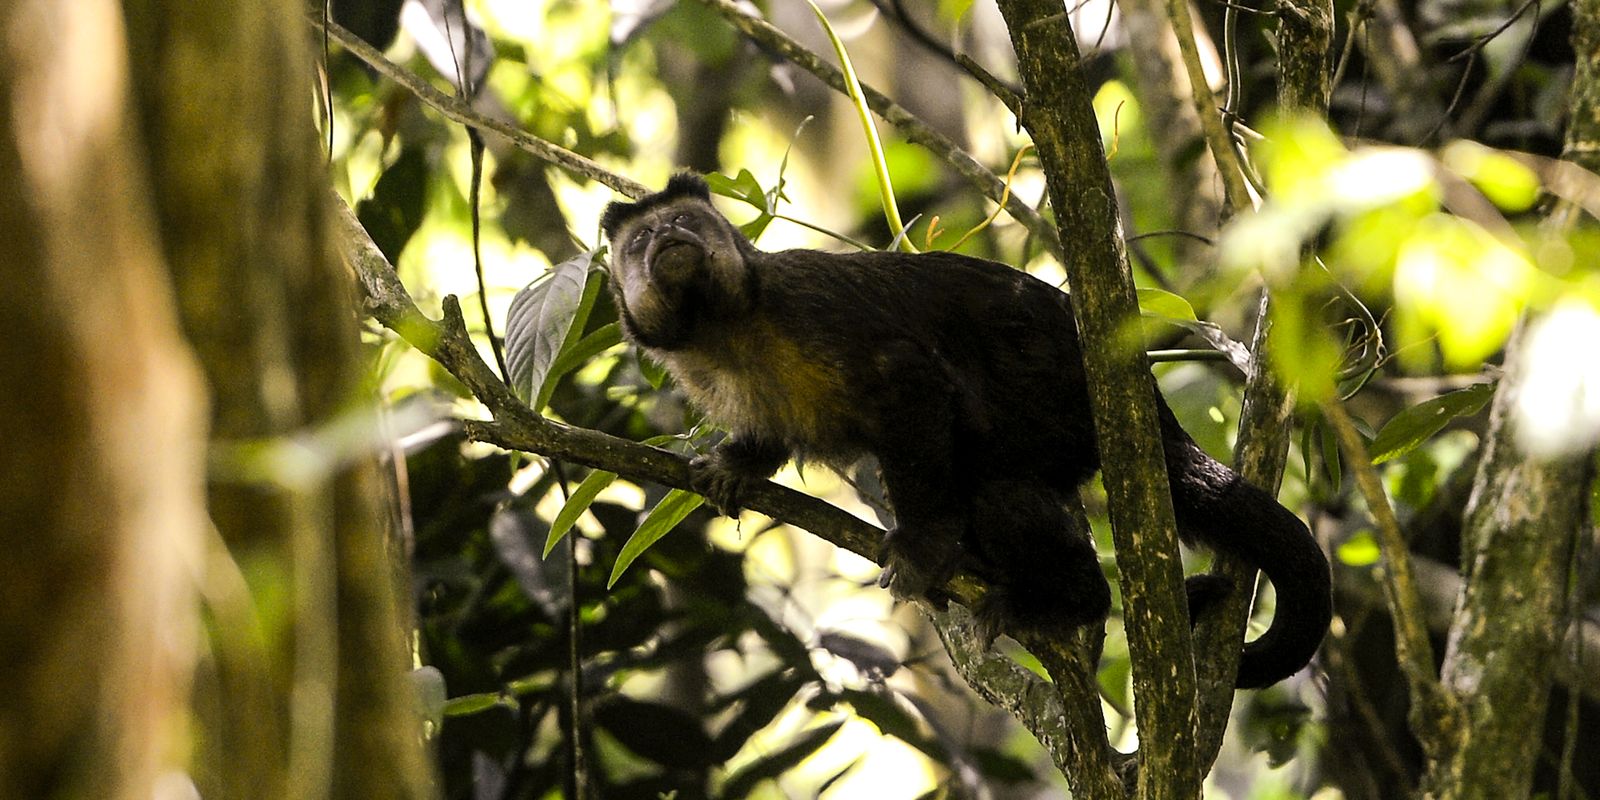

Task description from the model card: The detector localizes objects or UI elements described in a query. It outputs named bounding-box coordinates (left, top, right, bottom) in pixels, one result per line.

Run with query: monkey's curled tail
left=1157, top=402, right=1333, bottom=689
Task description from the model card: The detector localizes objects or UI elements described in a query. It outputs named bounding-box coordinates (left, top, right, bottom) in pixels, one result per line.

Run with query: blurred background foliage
left=323, top=0, right=1600, bottom=796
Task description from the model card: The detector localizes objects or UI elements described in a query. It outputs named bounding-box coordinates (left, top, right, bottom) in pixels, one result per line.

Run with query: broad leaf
left=504, top=250, right=600, bottom=409
left=1370, top=383, right=1494, bottom=464
left=1137, top=287, right=1198, bottom=321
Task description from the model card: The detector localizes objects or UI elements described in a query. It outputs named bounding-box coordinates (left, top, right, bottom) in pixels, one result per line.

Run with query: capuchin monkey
left=600, top=174, right=1331, bottom=688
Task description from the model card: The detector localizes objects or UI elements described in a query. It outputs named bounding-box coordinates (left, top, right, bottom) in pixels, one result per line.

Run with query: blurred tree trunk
left=0, top=2, right=207, bottom=799
left=118, top=1, right=433, bottom=798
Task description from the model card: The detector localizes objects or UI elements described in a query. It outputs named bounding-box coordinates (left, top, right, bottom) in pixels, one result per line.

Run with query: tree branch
left=329, top=191, right=1035, bottom=621
left=1160, top=0, right=1253, bottom=211
left=1323, top=400, right=1462, bottom=759
left=927, top=605, right=1127, bottom=795
left=314, top=15, right=650, bottom=200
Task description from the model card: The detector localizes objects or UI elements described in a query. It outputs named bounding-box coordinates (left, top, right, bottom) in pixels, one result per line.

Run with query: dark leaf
left=355, top=146, right=429, bottom=262
left=832, top=688, right=946, bottom=762
left=721, top=720, right=845, bottom=797
left=816, top=630, right=900, bottom=679
left=969, top=746, right=1036, bottom=783
left=487, top=506, right=569, bottom=616
left=593, top=696, right=715, bottom=770
left=710, top=670, right=807, bottom=760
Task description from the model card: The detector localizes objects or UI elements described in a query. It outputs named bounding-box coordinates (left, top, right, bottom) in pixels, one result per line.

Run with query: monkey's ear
left=600, top=197, right=636, bottom=240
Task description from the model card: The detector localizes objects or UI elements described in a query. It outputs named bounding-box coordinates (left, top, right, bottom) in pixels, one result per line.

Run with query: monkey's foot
left=876, top=525, right=963, bottom=601
left=972, top=586, right=1105, bottom=648
left=689, top=454, right=753, bottom=516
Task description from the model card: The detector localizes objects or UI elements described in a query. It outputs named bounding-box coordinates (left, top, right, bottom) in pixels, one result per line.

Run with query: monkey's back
left=750, top=249, right=1103, bottom=486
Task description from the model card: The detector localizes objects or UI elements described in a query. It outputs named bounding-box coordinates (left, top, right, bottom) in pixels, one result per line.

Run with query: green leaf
left=1442, top=140, right=1540, bottom=212
left=443, top=692, right=508, bottom=717
left=638, top=351, right=667, bottom=389
left=504, top=251, right=600, bottom=409
left=533, top=270, right=605, bottom=411
left=543, top=321, right=623, bottom=397
left=705, top=168, right=769, bottom=210
left=1369, top=383, right=1494, bottom=464
left=1320, top=416, right=1342, bottom=489
left=608, top=490, right=705, bottom=587
left=1137, top=287, right=1198, bottom=321
left=804, top=0, right=911, bottom=251
left=545, top=469, right=618, bottom=557
left=1336, top=530, right=1381, bottom=566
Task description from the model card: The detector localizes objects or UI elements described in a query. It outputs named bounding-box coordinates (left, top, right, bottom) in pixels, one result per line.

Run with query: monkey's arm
left=869, top=341, right=970, bottom=601
left=690, top=435, right=790, bottom=515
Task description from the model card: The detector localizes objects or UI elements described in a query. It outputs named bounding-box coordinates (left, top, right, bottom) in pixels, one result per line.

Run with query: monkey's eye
left=629, top=229, right=650, bottom=252
left=672, top=214, right=691, bottom=226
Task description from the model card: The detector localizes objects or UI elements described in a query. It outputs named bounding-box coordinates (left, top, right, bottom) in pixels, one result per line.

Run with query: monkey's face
left=604, top=193, right=753, bottom=349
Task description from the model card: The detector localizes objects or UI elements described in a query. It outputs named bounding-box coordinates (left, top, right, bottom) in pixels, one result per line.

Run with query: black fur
left=600, top=173, right=712, bottom=239
left=601, top=178, right=1332, bottom=689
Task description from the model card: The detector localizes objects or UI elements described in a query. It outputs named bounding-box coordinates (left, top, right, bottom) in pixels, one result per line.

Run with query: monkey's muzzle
left=647, top=228, right=708, bottom=290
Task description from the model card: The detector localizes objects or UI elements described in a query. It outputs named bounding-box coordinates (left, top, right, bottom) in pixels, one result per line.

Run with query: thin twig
left=313, top=14, right=650, bottom=199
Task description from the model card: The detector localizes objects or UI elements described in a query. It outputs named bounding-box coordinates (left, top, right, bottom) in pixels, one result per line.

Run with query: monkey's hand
left=689, top=436, right=790, bottom=516
left=877, top=522, right=964, bottom=602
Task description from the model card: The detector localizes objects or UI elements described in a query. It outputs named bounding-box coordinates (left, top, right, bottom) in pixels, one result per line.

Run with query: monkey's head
left=601, top=174, right=756, bottom=349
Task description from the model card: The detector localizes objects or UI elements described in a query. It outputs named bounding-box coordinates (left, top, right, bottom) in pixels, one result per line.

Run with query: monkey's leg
left=690, top=435, right=790, bottom=515
left=869, top=343, right=969, bottom=601
left=965, top=481, right=1110, bottom=645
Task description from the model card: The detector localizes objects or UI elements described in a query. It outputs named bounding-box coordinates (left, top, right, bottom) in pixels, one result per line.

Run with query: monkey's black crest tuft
left=600, top=172, right=712, bottom=239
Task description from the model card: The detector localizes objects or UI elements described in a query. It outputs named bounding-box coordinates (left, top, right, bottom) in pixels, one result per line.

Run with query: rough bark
left=1195, top=0, right=1331, bottom=760
left=0, top=2, right=206, bottom=798
left=994, top=1, right=1201, bottom=797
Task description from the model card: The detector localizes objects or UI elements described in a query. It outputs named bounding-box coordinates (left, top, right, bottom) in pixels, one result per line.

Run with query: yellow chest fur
left=657, top=322, right=848, bottom=450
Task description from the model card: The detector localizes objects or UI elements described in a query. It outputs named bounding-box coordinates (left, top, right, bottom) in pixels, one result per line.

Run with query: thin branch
left=955, top=53, right=1025, bottom=119
left=868, top=0, right=1026, bottom=100
left=313, top=15, right=650, bottom=199
left=1161, top=0, right=1253, bottom=212
left=1446, top=0, right=1546, bottom=63
left=1322, top=400, right=1462, bottom=758
left=693, top=0, right=1064, bottom=259
left=927, top=604, right=1125, bottom=796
